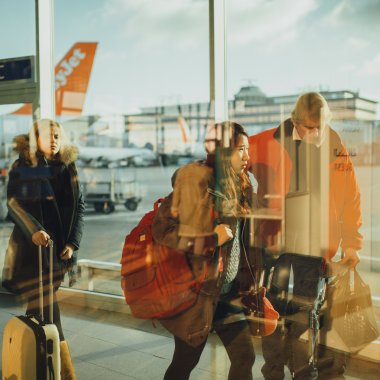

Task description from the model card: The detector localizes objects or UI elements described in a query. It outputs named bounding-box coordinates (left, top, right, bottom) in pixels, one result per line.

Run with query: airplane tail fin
left=177, top=106, right=192, bottom=144
left=12, top=42, right=98, bottom=116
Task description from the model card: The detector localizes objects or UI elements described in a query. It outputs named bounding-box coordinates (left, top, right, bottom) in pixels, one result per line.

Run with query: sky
left=1, top=0, right=379, bottom=117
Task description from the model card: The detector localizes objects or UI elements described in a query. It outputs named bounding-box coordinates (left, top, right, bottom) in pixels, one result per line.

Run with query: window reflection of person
left=249, top=92, right=362, bottom=379
left=4, top=119, right=85, bottom=379
left=153, top=122, right=257, bottom=380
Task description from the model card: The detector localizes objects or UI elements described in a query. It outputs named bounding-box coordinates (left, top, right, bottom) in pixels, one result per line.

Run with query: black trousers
left=164, top=320, right=255, bottom=380
left=262, top=323, right=347, bottom=380
left=261, top=253, right=347, bottom=379
left=262, top=320, right=318, bottom=380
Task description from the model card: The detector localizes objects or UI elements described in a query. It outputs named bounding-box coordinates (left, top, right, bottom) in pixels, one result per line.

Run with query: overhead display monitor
left=0, top=56, right=35, bottom=84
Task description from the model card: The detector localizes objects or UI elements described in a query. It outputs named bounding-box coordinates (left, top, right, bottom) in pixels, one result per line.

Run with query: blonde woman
left=4, top=119, right=85, bottom=379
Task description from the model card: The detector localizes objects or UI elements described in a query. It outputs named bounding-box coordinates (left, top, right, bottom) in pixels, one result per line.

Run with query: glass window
left=227, top=0, right=380, bottom=367
left=0, top=0, right=36, bottom=59
left=54, top=0, right=209, bottom=295
left=1, top=0, right=379, bottom=377
left=0, top=0, right=36, bottom=237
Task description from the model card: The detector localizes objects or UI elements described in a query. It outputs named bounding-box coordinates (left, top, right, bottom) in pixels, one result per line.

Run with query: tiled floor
left=0, top=292, right=379, bottom=379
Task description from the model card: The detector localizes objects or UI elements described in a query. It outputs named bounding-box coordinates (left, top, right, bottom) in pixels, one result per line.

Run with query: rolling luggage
left=2, top=240, right=61, bottom=380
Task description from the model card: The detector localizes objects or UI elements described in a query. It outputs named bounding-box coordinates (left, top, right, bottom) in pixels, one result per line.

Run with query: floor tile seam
left=77, top=359, right=140, bottom=380
left=62, top=320, right=173, bottom=341
left=65, top=327, right=170, bottom=346
left=192, top=365, right=228, bottom=378
left=136, top=350, right=172, bottom=361
left=69, top=331, right=129, bottom=347
left=80, top=354, right=162, bottom=378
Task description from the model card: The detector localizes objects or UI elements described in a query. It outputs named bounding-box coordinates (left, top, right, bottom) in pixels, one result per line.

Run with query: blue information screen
left=0, top=58, right=32, bottom=82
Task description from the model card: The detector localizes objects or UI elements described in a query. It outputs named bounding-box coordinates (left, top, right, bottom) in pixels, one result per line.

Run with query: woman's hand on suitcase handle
left=214, top=224, right=233, bottom=246
left=32, top=230, right=50, bottom=247
left=60, top=244, right=74, bottom=261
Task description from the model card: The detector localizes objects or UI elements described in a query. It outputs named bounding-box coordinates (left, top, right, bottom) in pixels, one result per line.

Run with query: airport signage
left=0, top=56, right=36, bottom=105
left=0, top=56, right=34, bottom=83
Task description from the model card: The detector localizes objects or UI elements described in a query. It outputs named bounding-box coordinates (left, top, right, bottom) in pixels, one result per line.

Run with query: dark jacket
left=152, top=161, right=255, bottom=347
left=2, top=135, right=85, bottom=294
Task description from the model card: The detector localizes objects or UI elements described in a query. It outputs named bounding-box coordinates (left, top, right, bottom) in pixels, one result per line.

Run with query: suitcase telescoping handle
left=38, top=239, right=54, bottom=323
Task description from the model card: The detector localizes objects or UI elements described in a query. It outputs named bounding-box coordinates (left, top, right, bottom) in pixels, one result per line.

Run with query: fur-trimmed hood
left=13, top=134, right=78, bottom=165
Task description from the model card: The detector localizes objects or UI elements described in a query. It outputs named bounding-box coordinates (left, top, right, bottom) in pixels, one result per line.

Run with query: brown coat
left=152, top=162, right=251, bottom=347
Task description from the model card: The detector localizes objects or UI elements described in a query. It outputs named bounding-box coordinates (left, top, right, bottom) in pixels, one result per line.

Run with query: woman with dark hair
left=3, top=119, right=84, bottom=380
left=153, top=121, right=257, bottom=379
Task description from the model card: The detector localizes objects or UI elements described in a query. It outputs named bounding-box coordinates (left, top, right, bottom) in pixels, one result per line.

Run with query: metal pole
left=48, top=239, right=54, bottom=323
left=209, top=0, right=228, bottom=123
left=33, top=0, right=40, bottom=121
left=36, top=0, right=55, bottom=119
left=38, top=245, right=43, bottom=319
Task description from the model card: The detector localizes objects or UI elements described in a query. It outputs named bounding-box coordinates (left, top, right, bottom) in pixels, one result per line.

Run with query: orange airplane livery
left=12, top=42, right=98, bottom=116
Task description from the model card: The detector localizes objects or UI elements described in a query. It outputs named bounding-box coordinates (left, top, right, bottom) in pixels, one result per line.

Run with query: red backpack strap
left=154, top=198, right=165, bottom=210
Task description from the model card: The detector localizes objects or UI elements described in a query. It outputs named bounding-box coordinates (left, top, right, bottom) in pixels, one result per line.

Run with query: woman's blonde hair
left=29, top=119, right=70, bottom=166
left=291, top=92, right=332, bottom=125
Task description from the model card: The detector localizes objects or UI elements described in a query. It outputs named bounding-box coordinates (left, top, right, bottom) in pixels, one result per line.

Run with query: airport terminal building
left=117, top=86, right=379, bottom=164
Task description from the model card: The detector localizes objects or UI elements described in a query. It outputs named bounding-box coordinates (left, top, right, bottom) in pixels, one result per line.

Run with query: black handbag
left=328, top=269, right=379, bottom=353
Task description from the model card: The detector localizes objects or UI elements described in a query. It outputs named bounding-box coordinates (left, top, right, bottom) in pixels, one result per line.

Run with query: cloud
left=359, top=53, right=380, bottom=77
left=100, top=0, right=319, bottom=51
left=79, top=0, right=380, bottom=117
left=100, top=0, right=208, bottom=53
left=346, top=37, right=370, bottom=49
left=323, top=0, right=380, bottom=32
left=340, top=63, right=356, bottom=73
left=227, top=0, right=318, bottom=47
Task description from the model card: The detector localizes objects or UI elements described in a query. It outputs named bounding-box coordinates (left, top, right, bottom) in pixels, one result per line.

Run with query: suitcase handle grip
left=38, top=239, right=54, bottom=323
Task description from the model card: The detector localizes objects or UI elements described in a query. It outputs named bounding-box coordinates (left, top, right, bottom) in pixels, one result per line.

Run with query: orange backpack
left=120, top=199, right=208, bottom=319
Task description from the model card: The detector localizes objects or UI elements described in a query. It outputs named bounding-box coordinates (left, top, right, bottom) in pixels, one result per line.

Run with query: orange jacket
left=249, top=120, right=362, bottom=260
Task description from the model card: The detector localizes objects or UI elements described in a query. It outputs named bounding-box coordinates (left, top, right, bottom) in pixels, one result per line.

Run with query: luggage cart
left=79, top=167, right=142, bottom=214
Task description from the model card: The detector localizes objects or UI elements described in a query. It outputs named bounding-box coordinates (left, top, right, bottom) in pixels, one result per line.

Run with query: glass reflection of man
left=249, top=92, right=362, bottom=379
